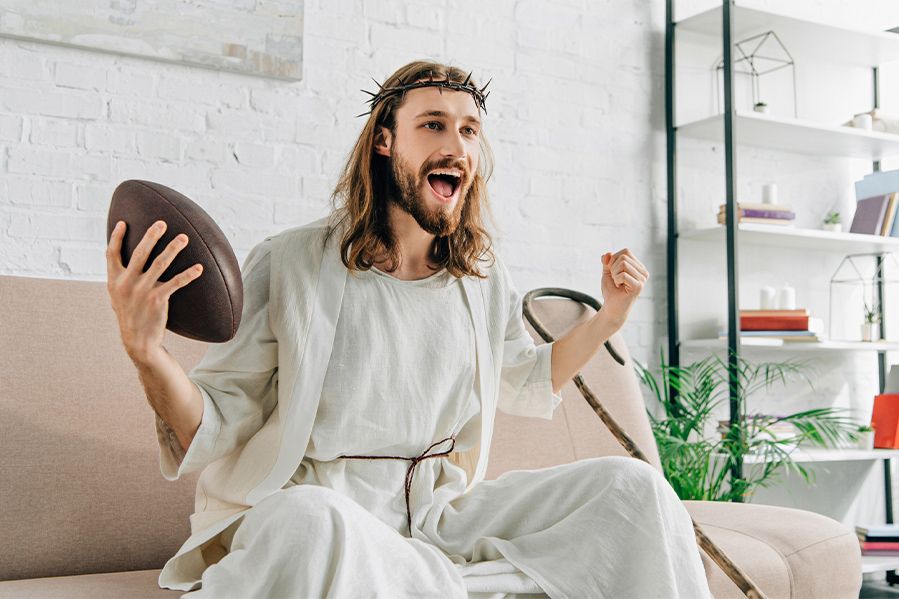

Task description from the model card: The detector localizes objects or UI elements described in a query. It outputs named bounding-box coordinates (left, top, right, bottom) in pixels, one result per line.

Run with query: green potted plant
left=636, top=350, right=859, bottom=502
left=856, top=424, right=875, bottom=450
left=863, top=302, right=881, bottom=342
left=822, top=211, right=842, bottom=233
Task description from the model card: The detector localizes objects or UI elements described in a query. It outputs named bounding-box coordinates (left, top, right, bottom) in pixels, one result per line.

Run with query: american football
left=106, top=179, right=243, bottom=343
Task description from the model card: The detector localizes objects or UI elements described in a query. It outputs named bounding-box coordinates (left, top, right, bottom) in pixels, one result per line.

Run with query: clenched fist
left=599, top=249, right=649, bottom=327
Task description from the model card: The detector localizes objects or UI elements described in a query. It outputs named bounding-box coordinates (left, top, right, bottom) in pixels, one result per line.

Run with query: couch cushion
left=0, top=276, right=207, bottom=580
left=0, top=569, right=180, bottom=598
left=686, top=500, right=862, bottom=599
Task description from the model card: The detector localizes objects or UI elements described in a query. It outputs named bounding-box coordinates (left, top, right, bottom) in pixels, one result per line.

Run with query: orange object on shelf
left=872, top=394, right=899, bottom=448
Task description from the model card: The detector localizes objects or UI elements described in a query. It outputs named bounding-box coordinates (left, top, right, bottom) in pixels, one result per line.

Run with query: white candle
left=762, top=183, right=778, bottom=205
left=776, top=284, right=796, bottom=310
left=853, top=113, right=873, bottom=130
left=760, top=286, right=776, bottom=310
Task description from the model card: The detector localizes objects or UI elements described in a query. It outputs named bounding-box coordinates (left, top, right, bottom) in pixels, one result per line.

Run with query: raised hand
left=600, top=249, right=649, bottom=327
left=105, top=219, right=203, bottom=364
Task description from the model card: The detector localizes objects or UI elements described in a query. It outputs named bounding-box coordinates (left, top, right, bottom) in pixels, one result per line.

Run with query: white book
left=857, top=523, right=899, bottom=536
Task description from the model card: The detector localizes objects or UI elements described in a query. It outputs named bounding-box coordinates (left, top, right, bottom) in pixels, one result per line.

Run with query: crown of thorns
left=357, top=71, right=491, bottom=118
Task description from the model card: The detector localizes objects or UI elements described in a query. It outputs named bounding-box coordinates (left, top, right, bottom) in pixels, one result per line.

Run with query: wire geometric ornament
left=828, top=252, right=899, bottom=342
left=357, top=71, right=491, bottom=118
left=715, top=30, right=798, bottom=118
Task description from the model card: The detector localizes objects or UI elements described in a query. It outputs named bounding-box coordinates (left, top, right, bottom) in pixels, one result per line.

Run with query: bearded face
left=373, top=85, right=482, bottom=239
left=388, top=147, right=470, bottom=237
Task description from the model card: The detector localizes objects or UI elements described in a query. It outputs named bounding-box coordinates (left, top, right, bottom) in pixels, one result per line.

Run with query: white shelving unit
left=714, top=448, right=899, bottom=464
left=682, top=338, right=899, bottom=352
left=742, top=448, right=899, bottom=464
left=679, top=224, right=899, bottom=350
left=670, top=1, right=899, bottom=580
left=681, top=223, right=899, bottom=253
left=677, top=111, right=899, bottom=159
left=676, top=4, right=899, bottom=68
left=863, top=555, right=899, bottom=575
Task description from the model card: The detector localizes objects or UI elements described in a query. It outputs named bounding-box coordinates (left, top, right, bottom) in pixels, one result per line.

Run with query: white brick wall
left=1, top=0, right=897, bottom=374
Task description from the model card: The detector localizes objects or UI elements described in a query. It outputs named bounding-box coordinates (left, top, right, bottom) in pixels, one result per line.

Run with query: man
left=106, top=60, right=711, bottom=598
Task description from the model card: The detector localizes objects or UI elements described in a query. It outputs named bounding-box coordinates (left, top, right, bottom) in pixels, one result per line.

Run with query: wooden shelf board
left=679, top=224, right=899, bottom=253
left=676, top=3, right=899, bottom=68
left=676, top=111, right=899, bottom=160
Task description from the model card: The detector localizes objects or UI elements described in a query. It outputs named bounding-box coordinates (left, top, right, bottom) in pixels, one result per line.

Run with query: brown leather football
left=106, top=180, right=243, bottom=343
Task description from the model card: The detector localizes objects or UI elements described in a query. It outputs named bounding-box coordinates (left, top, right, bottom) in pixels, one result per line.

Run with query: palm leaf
left=639, top=348, right=859, bottom=502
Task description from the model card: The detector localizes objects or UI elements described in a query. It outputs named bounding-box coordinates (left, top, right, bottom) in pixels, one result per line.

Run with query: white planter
left=822, top=223, right=842, bottom=233
left=862, top=322, right=881, bottom=342
left=857, top=431, right=875, bottom=450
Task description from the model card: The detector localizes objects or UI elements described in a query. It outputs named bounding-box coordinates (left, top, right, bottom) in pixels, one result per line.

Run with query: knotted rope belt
left=337, top=434, right=456, bottom=535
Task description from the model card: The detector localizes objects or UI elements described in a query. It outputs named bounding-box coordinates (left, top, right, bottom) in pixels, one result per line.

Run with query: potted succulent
left=636, top=350, right=859, bottom=502
left=856, top=425, right=875, bottom=450
left=822, top=211, right=842, bottom=233
left=862, top=302, right=881, bottom=342
left=753, top=101, right=769, bottom=114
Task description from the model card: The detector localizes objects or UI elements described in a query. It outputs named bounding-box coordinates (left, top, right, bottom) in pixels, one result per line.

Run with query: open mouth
left=426, top=169, right=463, bottom=202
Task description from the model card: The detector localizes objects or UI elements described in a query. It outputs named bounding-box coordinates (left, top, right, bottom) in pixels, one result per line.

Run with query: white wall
left=0, top=0, right=667, bottom=366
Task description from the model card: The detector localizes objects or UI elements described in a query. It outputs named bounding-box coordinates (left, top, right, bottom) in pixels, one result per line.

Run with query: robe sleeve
left=156, top=239, right=279, bottom=481
left=496, top=263, right=564, bottom=420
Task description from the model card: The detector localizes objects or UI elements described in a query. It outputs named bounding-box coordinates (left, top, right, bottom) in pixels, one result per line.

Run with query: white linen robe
left=155, top=216, right=710, bottom=598
left=155, top=216, right=564, bottom=590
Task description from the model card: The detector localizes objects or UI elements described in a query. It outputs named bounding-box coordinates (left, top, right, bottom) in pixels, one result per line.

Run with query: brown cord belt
left=337, top=434, right=456, bottom=535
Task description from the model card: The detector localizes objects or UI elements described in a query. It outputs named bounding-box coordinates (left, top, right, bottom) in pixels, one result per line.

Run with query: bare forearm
left=550, top=310, right=623, bottom=394
left=132, top=349, right=204, bottom=453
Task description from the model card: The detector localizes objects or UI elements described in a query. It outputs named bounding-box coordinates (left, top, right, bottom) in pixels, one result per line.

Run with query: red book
left=862, top=541, right=899, bottom=550
left=873, top=394, right=899, bottom=449
left=741, top=316, right=810, bottom=331
left=740, top=309, right=809, bottom=316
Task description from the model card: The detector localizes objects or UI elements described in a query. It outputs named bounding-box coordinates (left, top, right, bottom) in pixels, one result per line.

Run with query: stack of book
left=850, top=193, right=899, bottom=236
left=718, top=309, right=823, bottom=343
left=717, top=202, right=795, bottom=226
left=851, top=169, right=899, bottom=237
left=856, top=524, right=899, bottom=556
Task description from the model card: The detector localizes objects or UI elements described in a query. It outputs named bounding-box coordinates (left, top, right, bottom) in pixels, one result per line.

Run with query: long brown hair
left=327, top=61, right=496, bottom=279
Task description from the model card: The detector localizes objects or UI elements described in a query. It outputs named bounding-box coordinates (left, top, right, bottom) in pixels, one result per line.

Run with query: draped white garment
left=182, top=263, right=712, bottom=599
left=290, top=264, right=483, bottom=539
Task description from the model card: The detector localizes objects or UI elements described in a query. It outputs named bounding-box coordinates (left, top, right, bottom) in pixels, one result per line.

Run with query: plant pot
left=858, top=431, right=875, bottom=450
left=753, top=103, right=769, bottom=114
left=862, top=322, right=881, bottom=342
left=822, top=223, right=842, bottom=233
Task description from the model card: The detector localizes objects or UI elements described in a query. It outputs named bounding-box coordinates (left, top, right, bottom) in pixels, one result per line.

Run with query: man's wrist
left=129, top=345, right=169, bottom=370
left=593, top=305, right=626, bottom=336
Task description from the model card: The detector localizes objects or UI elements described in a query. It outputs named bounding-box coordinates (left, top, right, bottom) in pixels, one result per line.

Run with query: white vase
left=862, top=322, right=880, bottom=342
left=822, top=223, right=842, bottom=233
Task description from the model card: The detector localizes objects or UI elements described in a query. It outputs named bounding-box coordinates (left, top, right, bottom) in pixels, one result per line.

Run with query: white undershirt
left=288, top=263, right=480, bottom=533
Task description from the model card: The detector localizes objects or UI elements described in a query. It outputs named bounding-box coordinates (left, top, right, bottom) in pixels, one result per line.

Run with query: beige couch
left=0, top=274, right=861, bottom=598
